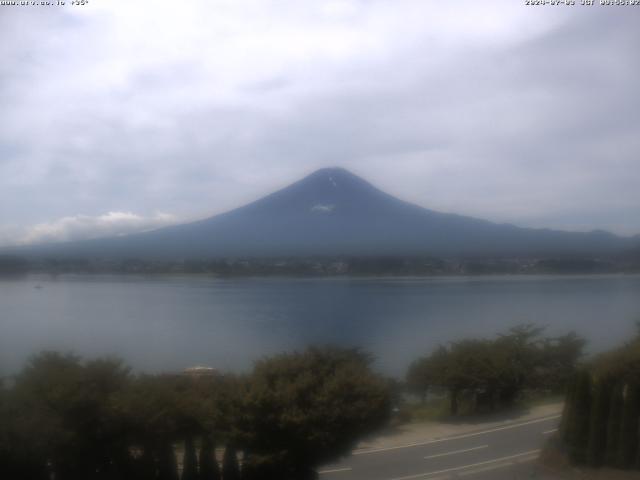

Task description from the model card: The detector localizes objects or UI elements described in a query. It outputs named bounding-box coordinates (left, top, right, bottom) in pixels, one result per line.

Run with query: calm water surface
left=1, top=274, right=639, bottom=377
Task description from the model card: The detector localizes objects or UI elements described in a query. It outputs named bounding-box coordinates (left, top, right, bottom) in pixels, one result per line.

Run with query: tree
left=222, top=446, right=240, bottom=480
left=9, top=352, right=131, bottom=480
left=493, top=324, right=546, bottom=404
left=560, top=376, right=575, bottom=443
left=240, top=452, right=286, bottom=479
left=405, top=346, right=448, bottom=402
left=606, top=382, right=624, bottom=466
left=182, top=436, right=198, bottom=480
left=236, top=347, right=391, bottom=479
left=618, top=383, right=640, bottom=468
left=538, top=332, right=586, bottom=393
left=586, top=377, right=611, bottom=467
left=409, top=343, right=474, bottom=416
left=566, top=370, right=591, bottom=464
left=446, top=340, right=500, bottom=413
left=558, top=328, right=640, bottom=471
left=113, top=372, right=213, bottom=480
left=198, top=434, right=220, bottom=480
left=0, top=377, right=49, bottom=480
left=157, top=441, right=179, bottom=480
left=407, top=326, right=584, bottom=417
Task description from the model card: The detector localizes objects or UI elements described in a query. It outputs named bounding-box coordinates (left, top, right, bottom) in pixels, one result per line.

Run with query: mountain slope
left=10, top=168, right=636, bottom=259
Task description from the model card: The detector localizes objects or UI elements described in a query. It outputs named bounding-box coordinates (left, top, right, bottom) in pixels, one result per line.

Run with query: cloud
left=17, top=212, right=179, bottom=245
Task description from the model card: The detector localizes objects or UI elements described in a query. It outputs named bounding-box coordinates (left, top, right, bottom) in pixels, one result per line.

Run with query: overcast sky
left=1, top=0, right=639, bottom=245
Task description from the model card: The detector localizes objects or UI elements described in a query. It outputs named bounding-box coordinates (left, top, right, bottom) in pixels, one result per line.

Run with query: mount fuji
left=9, top=168, right=636, bottom=259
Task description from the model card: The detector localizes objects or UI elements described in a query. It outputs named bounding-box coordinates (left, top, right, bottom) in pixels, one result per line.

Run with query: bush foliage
left=561, top=328, right=640, bottom=471
left=406, top=325, right=584, bottom=415
left=0, top=347, right=391, bottom=480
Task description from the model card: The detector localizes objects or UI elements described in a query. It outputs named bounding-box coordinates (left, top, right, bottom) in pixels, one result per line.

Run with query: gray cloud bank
left=18, top=212, right=179, bottom=245
left=1, top=1, right=639, bottom=246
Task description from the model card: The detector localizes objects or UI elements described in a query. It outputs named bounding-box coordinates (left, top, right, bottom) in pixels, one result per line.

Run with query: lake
left=1, top=274, right=639, bottom=377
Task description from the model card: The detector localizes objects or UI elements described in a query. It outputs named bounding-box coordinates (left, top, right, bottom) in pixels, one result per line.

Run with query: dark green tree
left=494, top=324, right=545, bottom=405
left=586, top=377, right=611, bottom=467
left=132, top=446, right=156, bottom=480
left=406, top=349, right=445, bottom=403
left=618, top=383, right=640, bottom=468
left=605, top=382, right=624, bottom=466
left=182, top=436, right=198, bottom=480
left=198, top=434, right=220, bottom=480
left=447, top=339, right=501, bottom=413
left=9, top=352, right=131, bottom=480
left=566, top=370, right=591, bottom=464
left=240, top=452, right=287, bottom=480
left=0, top=378, right=50, bottom=480
left=539, top=332, right=586, bottom=393
left=157, top=441, right=179, bottom=480
left=236, top=347, right=390, bottom=479
left=560, top=377, right=576, bottom=443
left=222, top=446, right=240, bottom=480
left=412, top=344, right=469, bottom=415
left=113, top=372, right=212, bottom=480
left=408, top=326, right=584, bottom=417
left=406, top=345, right=455, bottom=410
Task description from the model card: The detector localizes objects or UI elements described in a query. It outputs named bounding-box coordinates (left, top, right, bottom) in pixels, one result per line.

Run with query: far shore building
left=183, top=365, right=219, bottom=378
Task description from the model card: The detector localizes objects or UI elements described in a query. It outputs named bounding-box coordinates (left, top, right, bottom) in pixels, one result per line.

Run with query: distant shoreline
left=2, top=254, right=639, bottom=277
left=4, top=271, right=640, bottom=282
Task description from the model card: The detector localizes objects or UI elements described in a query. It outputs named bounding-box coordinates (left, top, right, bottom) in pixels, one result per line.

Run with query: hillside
left=6, top=168, right=637, bottom=260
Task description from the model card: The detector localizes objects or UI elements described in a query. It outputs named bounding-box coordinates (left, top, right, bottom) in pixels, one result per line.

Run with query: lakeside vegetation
left=556, top=327, right=640, bottom=472
left=0, top=324, right=589, bottom=479
left=405, top=325, right=584, bottom=418
left=2, top=254, right=640, bottom=277
left=0, top=348, right=390, bottom=480
left=6, top=323, right=639, bottom=478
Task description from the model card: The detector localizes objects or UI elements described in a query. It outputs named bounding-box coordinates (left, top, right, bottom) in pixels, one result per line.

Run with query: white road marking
left=318, top=467, right=353, bottom=475
left=458, top=453, right=538, bottom=477
left=457, top=461, right=514, bottom=476
left=423, top=445, right=488, bottom=460
left=516, top=454, right=540, bottom=463
left=542, top=428, right=558, bottom=435
left=353, top=415, right=560, bottom=455
left=387, top=450, right=541, bottom=480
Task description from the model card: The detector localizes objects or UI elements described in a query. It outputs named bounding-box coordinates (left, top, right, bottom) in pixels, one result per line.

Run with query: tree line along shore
left=557, top=329, right=640, bottom=471
left=2, top=254, right=640, bottom=276
left=1, top=325, right=639, bottom=479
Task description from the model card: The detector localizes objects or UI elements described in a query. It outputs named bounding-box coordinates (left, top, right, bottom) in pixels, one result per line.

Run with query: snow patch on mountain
left=311, top=204, right=336, bottom=213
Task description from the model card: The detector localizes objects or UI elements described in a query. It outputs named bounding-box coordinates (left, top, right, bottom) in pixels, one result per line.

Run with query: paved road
left=318, top=414, right=561, bottom=480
